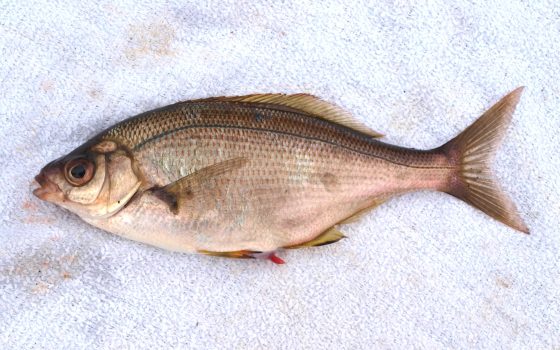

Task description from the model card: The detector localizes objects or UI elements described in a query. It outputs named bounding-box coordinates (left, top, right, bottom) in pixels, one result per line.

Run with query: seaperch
left=33, top=88, right=528, bottom=263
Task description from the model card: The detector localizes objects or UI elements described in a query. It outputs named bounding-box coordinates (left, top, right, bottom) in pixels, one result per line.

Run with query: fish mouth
left=33, top=170, right=62, bottom=201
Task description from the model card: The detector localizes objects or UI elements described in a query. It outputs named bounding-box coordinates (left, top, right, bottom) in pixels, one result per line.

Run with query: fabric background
left=1, top=1, right=559, bottom=348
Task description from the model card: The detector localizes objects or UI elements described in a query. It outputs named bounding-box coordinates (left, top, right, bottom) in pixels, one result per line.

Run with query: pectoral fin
left=152, top=157, right=248, bottom=214
left=285, top=227, right=346, bottom=249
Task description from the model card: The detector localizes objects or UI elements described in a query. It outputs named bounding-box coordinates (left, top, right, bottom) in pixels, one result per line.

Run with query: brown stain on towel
left=125, top=20, right=176, bottom=60
left=496, top=277, right=512, bottom=289
left=21, top=199, right=54, bottom=225
left=5, top=250, right=79, bottom=294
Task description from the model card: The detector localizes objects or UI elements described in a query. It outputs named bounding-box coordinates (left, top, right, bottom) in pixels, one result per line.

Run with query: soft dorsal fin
left=285, top=227, right=346, bottom=249
left=198, top=94, right=383, bottom=138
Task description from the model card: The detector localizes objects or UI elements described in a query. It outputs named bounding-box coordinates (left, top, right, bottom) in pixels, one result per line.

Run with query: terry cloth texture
left=1, top=1, right=559, bottom=349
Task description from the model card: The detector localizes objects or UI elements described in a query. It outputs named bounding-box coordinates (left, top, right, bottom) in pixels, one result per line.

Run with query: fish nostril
left=35, top=173, right=44, bottom=186
left=34, top=171, right=51, bottom=188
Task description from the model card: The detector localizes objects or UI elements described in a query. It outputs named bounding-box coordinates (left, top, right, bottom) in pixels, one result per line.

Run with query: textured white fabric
left=1, top=1, right=559, bottom=348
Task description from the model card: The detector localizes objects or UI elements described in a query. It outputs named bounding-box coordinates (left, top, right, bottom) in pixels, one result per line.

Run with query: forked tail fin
left=438, top=87, right=529, bottom=233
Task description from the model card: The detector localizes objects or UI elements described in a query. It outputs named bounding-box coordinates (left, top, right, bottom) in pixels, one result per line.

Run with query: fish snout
left=33, top=167, right=63, bottom=201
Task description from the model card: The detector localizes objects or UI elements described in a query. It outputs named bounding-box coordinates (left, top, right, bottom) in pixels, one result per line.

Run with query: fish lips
left=33, top=167, right=63, bottom=202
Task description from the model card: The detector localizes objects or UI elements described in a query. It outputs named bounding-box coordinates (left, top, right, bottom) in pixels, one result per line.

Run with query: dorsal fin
left=197, top=94, right=383, bottom=138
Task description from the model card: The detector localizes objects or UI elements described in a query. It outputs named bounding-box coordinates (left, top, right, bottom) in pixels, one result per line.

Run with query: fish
left=33, top=87, right=529, bottom=263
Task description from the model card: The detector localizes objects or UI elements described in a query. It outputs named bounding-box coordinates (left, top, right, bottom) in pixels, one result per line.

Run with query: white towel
left=1, top=1, right=558, bottom=348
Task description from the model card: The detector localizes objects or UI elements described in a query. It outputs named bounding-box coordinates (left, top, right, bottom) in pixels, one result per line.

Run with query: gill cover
left=51, top=140, right=142, bottom=219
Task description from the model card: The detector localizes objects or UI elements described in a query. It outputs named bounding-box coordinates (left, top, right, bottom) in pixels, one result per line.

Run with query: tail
left=438, top=87, right=529, bottom=233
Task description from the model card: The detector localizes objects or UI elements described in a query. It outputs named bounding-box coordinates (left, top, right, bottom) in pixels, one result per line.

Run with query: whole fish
left=33, top=88, right=528, bottom=263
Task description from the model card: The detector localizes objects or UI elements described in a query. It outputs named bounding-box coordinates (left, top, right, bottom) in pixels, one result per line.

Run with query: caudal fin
left=439, top=87, right=529, bottom=233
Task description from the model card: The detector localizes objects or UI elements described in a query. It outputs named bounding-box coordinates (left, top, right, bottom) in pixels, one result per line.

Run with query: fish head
left=33, top=139, right=142, bottom=219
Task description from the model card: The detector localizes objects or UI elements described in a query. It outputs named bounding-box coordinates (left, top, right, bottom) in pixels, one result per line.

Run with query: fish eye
left=71, top=164, right=86, bottom=178
left=64, top=158, right=94, bottom=186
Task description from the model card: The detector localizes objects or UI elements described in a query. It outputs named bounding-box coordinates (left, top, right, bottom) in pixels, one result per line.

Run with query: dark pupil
left=71, top=164, right=86, bottom=179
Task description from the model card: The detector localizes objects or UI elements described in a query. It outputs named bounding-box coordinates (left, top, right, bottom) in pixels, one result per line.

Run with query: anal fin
left=338, top=197, right=388, bottom=225
left=198, top=249, right=286, bottom=264
left=285, top=227, right=346, bottom=249
left=198, top=249, right=257, bottom=259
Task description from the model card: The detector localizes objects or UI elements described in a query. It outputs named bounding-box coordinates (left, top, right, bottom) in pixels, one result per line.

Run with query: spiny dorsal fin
left=198, top=94, right=383, bottom=138
left=152, top=157, right=248, bottom=214
left=285, top=227, right=346, bottom=249
left=338, top=197, right=388, bottom=225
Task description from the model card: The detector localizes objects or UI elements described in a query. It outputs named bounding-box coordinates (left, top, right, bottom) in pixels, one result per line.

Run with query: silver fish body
left=34, top=89, right=528, bottom=261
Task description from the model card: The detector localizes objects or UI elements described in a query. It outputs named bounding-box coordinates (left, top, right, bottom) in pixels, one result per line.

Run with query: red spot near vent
left=268, top=253, right=285, bottom=265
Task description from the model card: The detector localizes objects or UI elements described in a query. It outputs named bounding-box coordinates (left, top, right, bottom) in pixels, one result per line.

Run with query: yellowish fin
left=198, top=249, right=256, bottom=259
left=286, top=227, right=346, bottom=249
left=338, top=197, right=389, bottom=225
